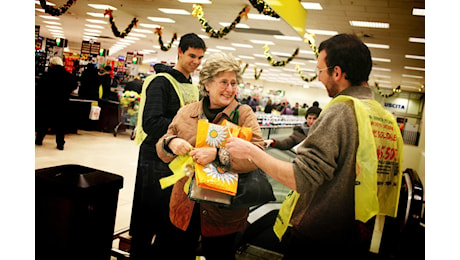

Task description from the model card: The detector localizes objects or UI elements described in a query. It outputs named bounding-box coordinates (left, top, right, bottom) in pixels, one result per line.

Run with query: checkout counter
left=68, top=95, right=121, bottom=133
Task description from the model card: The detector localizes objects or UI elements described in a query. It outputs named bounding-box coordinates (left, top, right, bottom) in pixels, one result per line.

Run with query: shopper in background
left=312, top=100, right=322, bottom=112
left=156, top=52, right=264, bottom=259
left=98, top=65, right=112, bottom=100
left=280, top=103, right=293, bottom=115
left=226, top=34, right=404, bottom=259
left=248, top=95, right=258, bottom=112
left=129, top=33, right=206, bottom=259
left=78, top=62, right=100, bottom=100
left=292, top=102, right=300, bottom=116
left=297, top=103, right=308, bottom=117
left=264, top=106, right=321, bottom=151
left=124, top=74, right=143, bottom=94
left=35, top=56, right=78, bottom=150
left=264, top=98, right=273, bottom=113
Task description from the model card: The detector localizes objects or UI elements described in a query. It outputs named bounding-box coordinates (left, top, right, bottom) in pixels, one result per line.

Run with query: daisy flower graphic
left=202, top=163, right=238, bottom=185
left=206, top=124, right=228, bottom=147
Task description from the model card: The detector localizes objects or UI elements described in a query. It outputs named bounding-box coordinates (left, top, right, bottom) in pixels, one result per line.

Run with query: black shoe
left=57, top=145, right=64, bottom=150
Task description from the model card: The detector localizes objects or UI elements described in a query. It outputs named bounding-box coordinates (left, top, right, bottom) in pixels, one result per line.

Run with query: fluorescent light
left=365, top=42, right=390, bottom=49
left=405, top=54, right=425, bottom=60
left=372, top=67, right=391, bottom=72
left=299, top=49, right=315, bottom=55
left=402, top=80, right=421, bottom=84
left=86, top=12, right=105, bottom=18
left=248, top=13, right=279, bottom=21
left=141, top=49, right=157, bottom=54
left=48, top=29, right=64, bottom=33
left=206, top=48, right=222, bottom=53
left=139, top=23, right=161, bottom=28
left=40, top=15, right=60, bottom=20
left=372, top=57, right=391, bottom=62
left=178, top=0, right=211, bottom=3
left=404, top=66, right=425, bottom=71
left=373, top=74, right=391, bottom=79
left=253, top=54, right=266, bottom=58
left=43, top=21, right=61, bottom=25
left=216, top=46, right=236, bottom=51
left=158, top=8, right=190, bottom=15
left=88, top=4, right=117, bottom=10
left=290, top=61, right=305, bottom=65
left=249, top=39, right=274, bottom=45
left=273, top=35, right=302, bottom=41
left=147, top=17, right=175, bottom=23
left=402, top=74, right=423, bottom=79
left=306, top=29, right=338, bottom=36
left=36, top=1, right=55, bottom=6
left=412, top=8, right=425, bottom=16
left=301, top=2, right=323, bottom=10
left=86, top=19, right=108, bottom=24
left=349, top=21, right=389, bottom=29
left=409, top=37, right=425, bottom=43
left=231, top=43, right=253, bottom=48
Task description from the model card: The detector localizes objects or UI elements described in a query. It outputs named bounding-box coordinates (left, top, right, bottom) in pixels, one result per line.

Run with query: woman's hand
left=189, top=147, right=217, bottom=165
left=168, top=137, right=193, bottom=156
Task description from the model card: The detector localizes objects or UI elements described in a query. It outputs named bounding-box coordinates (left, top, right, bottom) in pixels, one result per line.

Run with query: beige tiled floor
left=35, top=129, right=138, bottom=232
left=35, top=129, right=291, bottom=259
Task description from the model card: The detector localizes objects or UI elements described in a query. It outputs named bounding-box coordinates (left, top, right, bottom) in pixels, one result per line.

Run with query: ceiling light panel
left=231, top=43, right=253, bottom=48
left=147, top=17, right=176, bottom=23
left=86, top=12, right=105, bottom=18
left=405, top=54, right=425, bottom=60
left=305, top=29, right=338, bottom=36
left=249, top=39, right=274, bottom=45
left=409, top=37, right=425, bottom=43
left=404, top=66, right=425, bottom=71
left=273, top=35, right=302, bottom=41
left=88, top=4, right=117, bottom=10
left=349, top=21, right=390, bottom=29
left=158, top=8, right=190, bottom=15
left=365, top=43, right=390, bottom=49
left=248, top=13, right=279, bottom=21
left=412, top=8, right=425, bottom=16
left=178, top=0, right=212, bottom=4
left=301, top=2, right=323, bottom=10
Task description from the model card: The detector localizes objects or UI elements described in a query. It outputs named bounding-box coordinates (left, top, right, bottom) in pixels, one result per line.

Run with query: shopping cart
left=114, top=90, right=140, bottom=140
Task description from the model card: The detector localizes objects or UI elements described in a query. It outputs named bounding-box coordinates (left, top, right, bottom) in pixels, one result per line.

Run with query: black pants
left=152, top=204, right=238, bottom=260
left=35, top=123, right=66, bottom=146
left=129, top=157, right=175, bottom=260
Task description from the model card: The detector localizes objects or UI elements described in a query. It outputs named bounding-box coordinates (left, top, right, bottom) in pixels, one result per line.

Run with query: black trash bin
left=36, top=164, right=123, bottom=260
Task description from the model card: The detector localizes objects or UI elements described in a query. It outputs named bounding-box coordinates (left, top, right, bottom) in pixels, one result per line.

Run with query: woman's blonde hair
left=199, top=52, right=242, bottom=97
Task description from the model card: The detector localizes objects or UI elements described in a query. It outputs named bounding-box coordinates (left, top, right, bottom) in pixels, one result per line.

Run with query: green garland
left=374, top=82, right=401, bottom=98
left=39, top=0, right=76, bottom=16
left=155, top=28, right=177, bottom=51
left=192, top=4, right=250, bottom=39
left=248, top=0, right=280, bottom=18
left=239, top=61, right=249, bottom=74
left=263, top=45, right=299, bottom=67
left=104, top=9, right=138, bottom=38
left=295, top=65, right=318, bottom=82
left=304, top=33, right=319, bottom=58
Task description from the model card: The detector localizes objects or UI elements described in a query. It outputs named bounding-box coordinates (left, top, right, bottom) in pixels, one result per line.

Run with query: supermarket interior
left=21, top=0, right=456, bottom=259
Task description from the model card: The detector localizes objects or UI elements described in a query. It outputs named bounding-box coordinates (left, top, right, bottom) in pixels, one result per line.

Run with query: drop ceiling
left=35, top=0, right=425, bottom=93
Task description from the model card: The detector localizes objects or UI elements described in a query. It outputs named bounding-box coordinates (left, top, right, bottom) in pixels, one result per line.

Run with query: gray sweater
left=291, top=86, right=374, bottom=242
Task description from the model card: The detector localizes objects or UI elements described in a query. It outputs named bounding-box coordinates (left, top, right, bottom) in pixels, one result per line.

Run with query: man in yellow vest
left=227, top=34, right=403, bottom=259
left=129, top=33, right=206, bottom=259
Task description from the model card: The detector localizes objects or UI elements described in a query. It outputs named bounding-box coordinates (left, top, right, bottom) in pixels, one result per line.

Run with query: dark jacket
left=129, top=63, right=193, bottom=237
left=78, top=64, right=100, bottom=100
left=35, top=65, right=78, bottom=116
left=271, top=125, right=309, bottom=150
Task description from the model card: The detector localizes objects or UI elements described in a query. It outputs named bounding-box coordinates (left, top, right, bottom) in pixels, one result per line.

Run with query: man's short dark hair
left=178, top=33, right=207, bottom=53
left=306, top=106, right=321, bottom=118
left=318, top=34, right=372, bottom=86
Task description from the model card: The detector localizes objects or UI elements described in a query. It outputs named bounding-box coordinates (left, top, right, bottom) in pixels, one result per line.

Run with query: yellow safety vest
left=274, top=96, right=404, bottom=240
left=135, top=72, right=199, bottom=145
